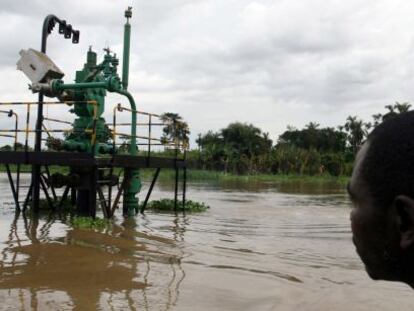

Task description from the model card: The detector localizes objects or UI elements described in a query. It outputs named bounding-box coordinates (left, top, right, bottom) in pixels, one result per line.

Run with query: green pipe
left=54, top=81, right=108, bottom=90
left=115, top=89, right=137, bottom=156
left=116, top=88, right=140, bottom=217
left=122, top=8, right=132, bottom=90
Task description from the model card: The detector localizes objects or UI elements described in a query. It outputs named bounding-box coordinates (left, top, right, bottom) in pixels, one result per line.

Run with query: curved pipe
left=115, top=89, right=137, bottom=156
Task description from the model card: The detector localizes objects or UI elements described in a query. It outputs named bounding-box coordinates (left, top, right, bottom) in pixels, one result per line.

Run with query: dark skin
left=348, top=141, right=414, bottom=287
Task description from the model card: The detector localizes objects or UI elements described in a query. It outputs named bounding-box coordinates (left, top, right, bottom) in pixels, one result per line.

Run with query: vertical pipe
left=13, top=112, right=18, bottom=148
left=24, top=104, right=30, bottom=153
left=32, top=16, right=54, bottom=213
left=122, top=7, right=132, bottom=90
left=113, top=106, right=117, bottom=155
left=120, top=8, right=141, bottom=216
left=90, top=103, right=98, bottom=154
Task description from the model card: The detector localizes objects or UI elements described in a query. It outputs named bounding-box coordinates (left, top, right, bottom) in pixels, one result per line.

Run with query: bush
left=321, top=153, right=345, bottom=176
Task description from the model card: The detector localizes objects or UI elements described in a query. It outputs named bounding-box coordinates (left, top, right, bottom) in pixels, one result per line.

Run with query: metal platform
left=0, top=151, right=187, bottom=168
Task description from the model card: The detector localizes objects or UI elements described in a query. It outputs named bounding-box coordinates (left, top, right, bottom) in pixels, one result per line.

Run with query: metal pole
left=174, top=120, right=179, bottom=211
left=148, top=115, right=152, bottom=158
left=32, top=15, right=80, bottom=213
left=32, top=15, right=54, bottom=213
left=174, top=167, right=179, bottom=211
left=182, top=149, right=187, bottom=210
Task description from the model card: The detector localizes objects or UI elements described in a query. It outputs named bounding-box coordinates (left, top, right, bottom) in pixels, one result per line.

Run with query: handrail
left=0, top=100, right=188, bottom=161
left=0, top=100, right=97, bottom=152
left=112, top=103, right=188, bottom=162
left=0, top=110, right=18, bottom=148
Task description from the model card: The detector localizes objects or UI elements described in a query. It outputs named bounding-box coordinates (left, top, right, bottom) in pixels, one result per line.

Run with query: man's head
left=349, top=111, right=414, bottom=287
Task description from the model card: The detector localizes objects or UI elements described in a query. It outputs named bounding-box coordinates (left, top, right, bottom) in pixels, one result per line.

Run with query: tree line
left=187, top=102, right=411, bottom=176
left=0, top=103, right=410, bottom=177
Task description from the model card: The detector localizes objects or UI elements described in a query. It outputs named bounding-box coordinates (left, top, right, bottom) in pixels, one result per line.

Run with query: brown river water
left=0, top=175, right=412, bottom=310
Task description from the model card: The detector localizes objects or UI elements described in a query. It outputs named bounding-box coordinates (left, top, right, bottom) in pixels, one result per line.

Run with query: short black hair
left=360, top=111, right=414, bottom=210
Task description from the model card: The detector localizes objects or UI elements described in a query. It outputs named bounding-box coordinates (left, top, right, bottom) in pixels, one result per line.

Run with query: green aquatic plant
left=141, top=199, right=209, bottom=213
left=69, top=216, right=110, bottom=231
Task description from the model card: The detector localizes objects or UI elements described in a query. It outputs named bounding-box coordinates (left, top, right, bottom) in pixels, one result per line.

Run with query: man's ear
left=393, top=195, right=414, bottom=250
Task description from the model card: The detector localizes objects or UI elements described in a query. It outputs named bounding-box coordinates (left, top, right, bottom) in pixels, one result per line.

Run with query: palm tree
left=305, top=122, right=320, bottom=130
left=382, top=102, right=411, bottom=122
left=394, top=101, right=411, bottom=113
left=160, top=113, right=190, bottom=149
left=344, top=116, right=367, bottom=154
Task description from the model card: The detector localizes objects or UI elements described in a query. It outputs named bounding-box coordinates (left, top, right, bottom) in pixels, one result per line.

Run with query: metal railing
left=110, top=103, right=188, bottom=160
left=0, top=101, right=188, bottom=161
left=0, top=101, right=97, bottom=152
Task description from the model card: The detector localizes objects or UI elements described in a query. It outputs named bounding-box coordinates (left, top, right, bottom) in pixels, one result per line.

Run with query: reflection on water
left=0, top=175, right=413, bottom=311
left=0, top=210, right=186, bottom=311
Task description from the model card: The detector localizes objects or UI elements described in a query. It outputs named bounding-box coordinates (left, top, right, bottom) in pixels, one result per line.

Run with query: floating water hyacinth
left=141, top=199, right=209, bottom=213
left=69, top=216, right=111, bottom=231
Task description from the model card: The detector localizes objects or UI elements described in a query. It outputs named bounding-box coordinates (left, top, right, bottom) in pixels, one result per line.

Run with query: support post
left=174, top=167, right=179, bottom=211
left=182, top=148, right=187, bottom=210
left=44, top=165, right=57, bottom=201
left=97, top=185, right=109, bottom=218
left=70, top=187, right=76, bottom=206
left=111, top=173, right=128, bottom=216
left=58, top=185, right=70, bottom=209
left=39, top=175, right=54, bottom=210
left=141, top=168, right=161, bottom=213
left=182, top=167, right=187, bottom=210
left=76, top=168, right=97, bottom=217
left=23, top=183, right=33, bottom=212
left=6, top=164, right=20, bottom=211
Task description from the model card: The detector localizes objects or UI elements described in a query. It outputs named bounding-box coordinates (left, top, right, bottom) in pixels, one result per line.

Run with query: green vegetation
left=141, top=198, right=209, bottom=212
left=0, top=103, right=409, bottom=181
left=191, top=102, right=411, bottom=177
left=160, top=112, right=190, bottom=149
left=140, top=168, right=348, bottom=184
left=69, top=216, right=111, bottom=231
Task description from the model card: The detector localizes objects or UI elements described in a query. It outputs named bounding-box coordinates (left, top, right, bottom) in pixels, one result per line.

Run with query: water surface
left=0, top=176, right=412, bottom=310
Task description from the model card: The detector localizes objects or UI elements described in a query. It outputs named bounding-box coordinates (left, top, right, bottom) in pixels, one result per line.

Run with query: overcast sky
left=1, top=0, right=414, bottom=146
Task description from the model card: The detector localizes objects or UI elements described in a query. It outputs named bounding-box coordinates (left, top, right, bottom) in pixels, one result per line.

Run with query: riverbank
left=140, top=169, right=349, bottom=185
left=0, top=165, right=349, bottom=185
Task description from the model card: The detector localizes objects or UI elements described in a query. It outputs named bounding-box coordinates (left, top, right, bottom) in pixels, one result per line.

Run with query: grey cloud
left=1, top=0, right=414, bottom=145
